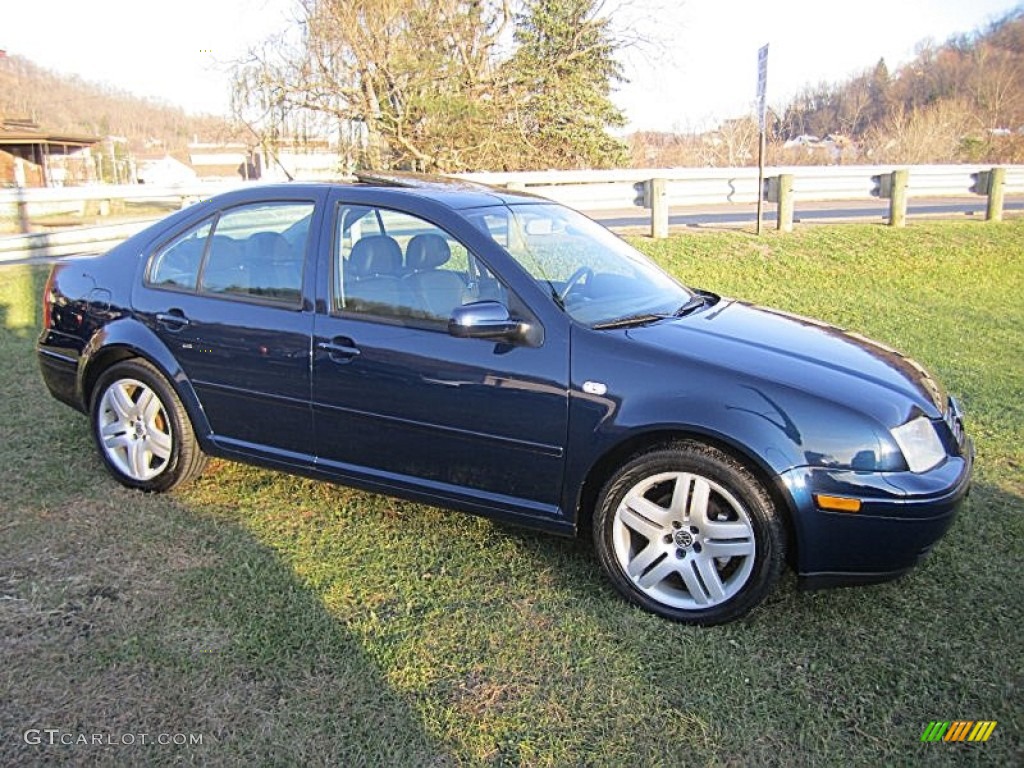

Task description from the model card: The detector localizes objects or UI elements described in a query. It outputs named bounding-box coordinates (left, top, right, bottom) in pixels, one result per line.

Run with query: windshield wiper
left=674, top=294, right=707, bottom=316
left=592, top=313, right=669, bottom=330
left=593, top=295, right=708, bottom=329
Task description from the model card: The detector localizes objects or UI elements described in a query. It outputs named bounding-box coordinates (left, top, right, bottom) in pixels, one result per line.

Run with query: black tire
left=593, top=441, right=784, bottom=625
left=90, top=358, right=207, bottom=492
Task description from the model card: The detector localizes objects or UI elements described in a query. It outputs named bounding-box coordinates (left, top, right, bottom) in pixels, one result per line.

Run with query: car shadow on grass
left=0, top=468, right=455, bottom=766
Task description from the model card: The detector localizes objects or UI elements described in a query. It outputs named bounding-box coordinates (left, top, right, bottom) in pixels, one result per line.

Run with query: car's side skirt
left=207, top=436, right=574, bottom=536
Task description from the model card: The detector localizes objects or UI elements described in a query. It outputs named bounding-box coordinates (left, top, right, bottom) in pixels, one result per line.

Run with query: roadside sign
left=756, top=44, right=769, bottom=234
left=757, top=44, right=769, bottom=131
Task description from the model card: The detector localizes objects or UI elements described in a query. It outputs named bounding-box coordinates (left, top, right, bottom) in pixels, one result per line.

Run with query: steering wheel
left=558, top=266, right=594, bottom=303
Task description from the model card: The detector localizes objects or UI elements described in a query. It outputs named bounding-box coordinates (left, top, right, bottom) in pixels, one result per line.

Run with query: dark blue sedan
left=36, top=175, right=973, bottom=624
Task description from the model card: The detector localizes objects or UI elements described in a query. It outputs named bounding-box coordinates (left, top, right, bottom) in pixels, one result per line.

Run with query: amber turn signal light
left=814, top=494, right=862, bottom=513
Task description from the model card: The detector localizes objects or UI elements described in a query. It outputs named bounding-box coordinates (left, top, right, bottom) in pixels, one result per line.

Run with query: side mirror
left=448, top=301, right=526, bottom=341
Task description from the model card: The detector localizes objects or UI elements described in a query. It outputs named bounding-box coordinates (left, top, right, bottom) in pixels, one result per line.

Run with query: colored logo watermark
left=920, top=721, right=997, bottom=743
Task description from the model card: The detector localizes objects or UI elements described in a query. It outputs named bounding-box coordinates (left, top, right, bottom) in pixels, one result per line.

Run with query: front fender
left=564, top=327, right=896, bottom=524
left=611, top=378, right=894, bottom=474
left=78, top=317, right=213, bottom=442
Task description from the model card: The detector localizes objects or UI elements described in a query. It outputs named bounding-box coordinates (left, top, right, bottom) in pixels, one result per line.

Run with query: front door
left=311, top=201, right=569, bottom=520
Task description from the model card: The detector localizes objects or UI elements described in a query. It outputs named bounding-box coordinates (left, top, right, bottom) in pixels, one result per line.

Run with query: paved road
left=592, top=197, right=1024, bottom=229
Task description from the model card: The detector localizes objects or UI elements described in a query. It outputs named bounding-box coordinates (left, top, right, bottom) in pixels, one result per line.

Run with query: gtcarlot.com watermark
left=24, top=729, right=203, bottom=747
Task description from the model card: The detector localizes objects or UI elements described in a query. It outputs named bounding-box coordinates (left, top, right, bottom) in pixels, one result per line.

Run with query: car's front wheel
left=90, top=359, right=206, bottom=492
left=593, top=441, right=784, bottom=625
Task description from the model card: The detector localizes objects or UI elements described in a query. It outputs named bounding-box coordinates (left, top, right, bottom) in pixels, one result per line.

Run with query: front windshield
left=466, top=203, right=692, bottom=326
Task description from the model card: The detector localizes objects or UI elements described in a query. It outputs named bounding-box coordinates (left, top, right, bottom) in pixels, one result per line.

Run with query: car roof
left=237, top=172, right=547, bottom=211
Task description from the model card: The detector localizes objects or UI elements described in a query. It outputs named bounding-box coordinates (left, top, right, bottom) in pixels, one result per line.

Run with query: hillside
left=779, top=7, right=1024, bottom=162
left=0, top=54, right=239, bottom=152
left=630, top=7, right=1024, bottom=167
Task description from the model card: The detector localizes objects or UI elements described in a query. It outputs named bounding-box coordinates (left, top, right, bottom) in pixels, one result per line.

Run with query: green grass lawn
left=1, top=221, right=1021, bottom=766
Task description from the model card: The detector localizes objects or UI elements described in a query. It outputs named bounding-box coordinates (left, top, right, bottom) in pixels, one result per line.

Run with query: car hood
left=625, top=298, right=945, bottom=422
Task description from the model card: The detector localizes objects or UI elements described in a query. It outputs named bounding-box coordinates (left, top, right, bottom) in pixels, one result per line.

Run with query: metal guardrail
left=466, top=164, right=1022, bottom=235
left=0, top=180, right=252, bottom=208
left=463, top=164, right=1024, bottom=208
left=2, top=165, right=1021, bottom=259
left=0, top=219, right=159, bottom=261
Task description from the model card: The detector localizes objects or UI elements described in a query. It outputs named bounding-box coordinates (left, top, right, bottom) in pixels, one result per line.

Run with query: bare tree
left=966, top=42, right=1023, bottom=127
left=863, top=100, right=979, bottom=164
left=233, top=0, right=516, bottom=171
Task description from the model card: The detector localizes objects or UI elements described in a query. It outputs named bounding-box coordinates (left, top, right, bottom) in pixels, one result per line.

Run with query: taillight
left=42, top=269, right=56, bottom=331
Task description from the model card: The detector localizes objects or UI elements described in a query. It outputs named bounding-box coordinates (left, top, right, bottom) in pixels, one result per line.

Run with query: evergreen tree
left=867, top=58, right=892, bottom=125
left=505, top=0, right=627, bottom=168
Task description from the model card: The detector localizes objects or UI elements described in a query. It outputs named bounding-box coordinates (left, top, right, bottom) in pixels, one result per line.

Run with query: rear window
left=146, top=202, right=314, bottom=306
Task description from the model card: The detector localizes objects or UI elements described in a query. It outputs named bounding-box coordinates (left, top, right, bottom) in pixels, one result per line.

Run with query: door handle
left=156, top=310, right=190, bottom=330
left=317, top=339, right=361, bottom=361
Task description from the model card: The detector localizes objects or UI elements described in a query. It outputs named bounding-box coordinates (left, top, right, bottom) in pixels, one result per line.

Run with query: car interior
left=149, top=207, right=311, bottom=305
left=336, top=207, right=506, bottom=324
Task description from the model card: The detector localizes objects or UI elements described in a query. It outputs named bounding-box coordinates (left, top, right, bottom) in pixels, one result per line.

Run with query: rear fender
left=78, top=317, right=213, bottom=443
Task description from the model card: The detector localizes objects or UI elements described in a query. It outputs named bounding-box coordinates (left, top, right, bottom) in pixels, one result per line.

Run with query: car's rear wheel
left=90, top=359, right=206, bottom=492
left=593, top=441, right=784, bottom=625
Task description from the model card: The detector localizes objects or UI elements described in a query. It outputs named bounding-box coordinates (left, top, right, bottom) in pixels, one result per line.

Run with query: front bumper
left=779, top=440, right=974, bottom=588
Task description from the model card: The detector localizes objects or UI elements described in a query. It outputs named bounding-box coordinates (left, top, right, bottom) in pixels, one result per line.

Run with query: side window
left=200, top=202, right=314, bottom=305
left=334, top=205, right=498, bottom=326
left=148, top=219, right=213, bottom=290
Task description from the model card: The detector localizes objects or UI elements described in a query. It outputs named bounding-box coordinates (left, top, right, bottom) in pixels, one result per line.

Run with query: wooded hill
left=0, top=54, right=238, bottom=152
left=632, top=7, right=1024, bottom=167
left=778, top=6, right=1024, bottom=162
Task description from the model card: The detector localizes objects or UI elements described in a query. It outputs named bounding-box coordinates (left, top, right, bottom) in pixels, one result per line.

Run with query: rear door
left=134, top=191, right=324, bottom=464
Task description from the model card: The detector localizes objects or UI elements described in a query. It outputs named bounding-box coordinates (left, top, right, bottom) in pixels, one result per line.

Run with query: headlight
left=891, top=416, right=946, bottom=473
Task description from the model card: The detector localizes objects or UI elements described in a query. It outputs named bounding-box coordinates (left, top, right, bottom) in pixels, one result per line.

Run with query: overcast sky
left=4, top=0, right=1021, bottom=132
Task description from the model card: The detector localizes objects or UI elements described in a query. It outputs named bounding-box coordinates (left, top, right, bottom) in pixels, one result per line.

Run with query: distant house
left=782, top=134, right=856, bottom=164
left=0, top=117, right=99, bottom=187
left=136, top=154, right=198, bottom=185
left=188, top=139, right=344, bottom=183
left=188, top=142, right=259, bottom=182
